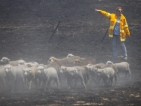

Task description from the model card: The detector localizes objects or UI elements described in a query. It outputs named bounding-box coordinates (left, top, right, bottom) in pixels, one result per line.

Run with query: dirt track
left=0, top=0, right=141, bottom=105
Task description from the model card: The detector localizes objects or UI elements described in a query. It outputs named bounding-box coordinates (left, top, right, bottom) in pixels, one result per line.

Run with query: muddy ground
left=0, top=0, right=141, bottom=105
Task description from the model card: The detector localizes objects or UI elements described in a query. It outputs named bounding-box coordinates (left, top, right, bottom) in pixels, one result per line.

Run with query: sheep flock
left=0, top=53, right=131, bottom=93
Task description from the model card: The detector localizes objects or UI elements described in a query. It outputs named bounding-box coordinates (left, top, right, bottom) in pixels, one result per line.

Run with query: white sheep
left=106, top=61, right=131, bottom=77
left=60, top=66, right=88, bottom=89
left=37, top=66, right=60, bottom=91
left=96, top=67, right=117, bottom=86
left=0, top=57, right=26, bottom=66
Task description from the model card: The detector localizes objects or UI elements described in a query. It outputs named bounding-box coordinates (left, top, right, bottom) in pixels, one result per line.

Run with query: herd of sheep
left=0, top=54, right=131, bottom=93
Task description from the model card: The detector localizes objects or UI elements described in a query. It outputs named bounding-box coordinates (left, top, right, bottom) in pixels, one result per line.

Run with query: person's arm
left=95, top=9, right=111, bottom=18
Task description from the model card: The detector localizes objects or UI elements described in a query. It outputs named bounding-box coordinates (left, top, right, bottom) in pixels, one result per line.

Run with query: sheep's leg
left=44, top=79, right=48, bottom=91
left=73, top=77, right=77, bottom=88
left=125, top=72, right=128, bottom=77
left=114, top=74, right=117, bottom=85
left=104, top=78, right=109, bottom=87
left=44, top=76, right=50, bottom=91
left=80, top=76, right=86, bottom=89
left=2, top=78, right=6, bottom=91
left=29, top=80, right=32, bottom=90
left=55, top=76, right=60, bottom=89
left=67, top=77, right=71, bottom=89
left=25, top=78, right=29, bottom=89
left=47, top=77, right=51, bottom=90
left=110, top=77, right=113, bottom=86
left=21, top=78, right=25, bottom=91
left=85, top=73, right=89, bottom=86
left=96, top=75, right=101, bottom=84
left=102, top=78, right=106, bottom=86
left=11, top=80, right=15, bottom=92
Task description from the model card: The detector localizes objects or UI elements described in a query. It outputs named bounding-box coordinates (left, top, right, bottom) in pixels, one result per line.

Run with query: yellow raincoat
left=99, top=10, right=130, bottom=42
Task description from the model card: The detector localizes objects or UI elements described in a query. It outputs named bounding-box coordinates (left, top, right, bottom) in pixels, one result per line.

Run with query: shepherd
left=95, top=7, right=130, bottom=61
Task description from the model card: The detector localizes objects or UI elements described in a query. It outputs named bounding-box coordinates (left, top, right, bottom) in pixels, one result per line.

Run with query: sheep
left=25, top=62, right=39, bottom=67
left=106, top=61, right=131, bottom=77
left=0, top=65, right=6, bottom=92
left=48, top=56, right=81, bottom=66
left=48, top=55, right=81, bottom=63
left=47, top=56, right=95, bottom=87
left=60, top=66, right=77, bottom=89
left=74, top=57, right=96, bottom=66
left=85, top=63, right=106, bottom=84
left=0, top=57, right=25, bottom=66
left=60, top=66, right=89, bottom=89
left=96, top=67, right=117, bottom=86
left=97, top=62, right=118, bottom=75
left=75, top=66, right=89, bottom=88
left=4, top=64, right=25, bottom=92
left=48, top=56, right=61, bottom=63
left=22, top=66, right=39, bottom=90
left=37, top=66, right=60, bottom=91
left=0, top=57, right=26, bottom=92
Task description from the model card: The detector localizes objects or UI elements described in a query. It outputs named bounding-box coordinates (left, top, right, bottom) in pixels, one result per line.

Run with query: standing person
left=95, top=7, right=130, bottom=61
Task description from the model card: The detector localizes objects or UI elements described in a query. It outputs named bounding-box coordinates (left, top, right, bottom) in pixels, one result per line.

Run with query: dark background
left=0, top=0, right=140, bottom=64
left=0, top=0, right=141, bottom=105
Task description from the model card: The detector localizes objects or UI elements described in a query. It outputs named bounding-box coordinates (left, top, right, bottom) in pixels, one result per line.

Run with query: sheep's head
left=0, top=57, right=10, bottom=63
left=86, top=64, right=92, bottom=69
left=96, top=69, right=104, bottom=76
left=23, top=67, right=31, bottom=76
left=37, top=66, right=44, bottom=73
left=66, top=53, right=74, bottom=58
left=60, top=66, right=67, bottom=73
left=4, top=64, right=12, bottom=73
left=106, top=61, right=114, bottom=65
left=48, top=56, right=58, bottom=63
left=18, top=60, right=26, bottom=65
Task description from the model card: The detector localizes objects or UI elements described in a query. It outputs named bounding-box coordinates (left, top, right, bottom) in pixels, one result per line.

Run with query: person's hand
left=95, top=9, right=100, bottom=12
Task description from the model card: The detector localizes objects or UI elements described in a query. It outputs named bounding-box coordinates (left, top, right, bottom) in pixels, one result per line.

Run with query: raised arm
left=95, top=9, right=111, bottom=18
